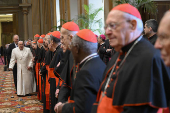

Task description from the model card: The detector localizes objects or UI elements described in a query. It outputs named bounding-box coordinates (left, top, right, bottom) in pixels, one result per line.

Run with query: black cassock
left=58, top=52, right=74, bottom=103
left=40, top=50, right=53, bottom=113
left=49, top=45, right=63, bottom=113
left=62, top=56, right=106, bottom=113
left=91, top=37, right=170, bottom=113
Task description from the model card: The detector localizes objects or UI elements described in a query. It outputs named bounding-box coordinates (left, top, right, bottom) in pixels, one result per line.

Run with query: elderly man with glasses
left=91, top=4, right=170, bottom=113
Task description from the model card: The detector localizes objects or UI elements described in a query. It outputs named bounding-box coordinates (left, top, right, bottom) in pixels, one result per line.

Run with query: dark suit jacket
left=7, top=43, right=16, bottom=64
left=62, top=56, right=106, bottom=113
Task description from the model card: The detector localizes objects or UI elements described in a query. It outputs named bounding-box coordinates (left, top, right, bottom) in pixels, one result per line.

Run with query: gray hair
left=72, top=34, right=97, bottom=54
left=65, top=29, right=78, bottom=36
left=145, top=19, right=158, bottom=32
left=123, top=12, right=143, bottom=34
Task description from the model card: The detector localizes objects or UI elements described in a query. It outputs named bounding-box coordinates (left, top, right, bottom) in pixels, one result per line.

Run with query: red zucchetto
left=38, top=39, right=43, bottom=43
left=51, top=31, right=60, bottom=39
left=112, top=3, right=141, bottom=20
left=41, top=34, right=46, bottom=38
left=62, top=22, right=79, bottom=31
left=47, top=32, right=52, bottom=35
left=34, top=34, right=40, bottom=37
left=76, top=29, right=97, bottom=43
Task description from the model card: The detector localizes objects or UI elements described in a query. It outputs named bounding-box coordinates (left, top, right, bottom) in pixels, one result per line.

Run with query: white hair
left=123, top=12, right=143, bottom=34
left=66, top=29, right=78, bottom=36
left=18, top=41, right=23, bottom=44
left=72, top=34, right=97, bottom=53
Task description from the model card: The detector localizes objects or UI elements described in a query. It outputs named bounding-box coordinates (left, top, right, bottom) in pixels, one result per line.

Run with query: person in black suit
left=7, top=35, right=19, bottom=92
left=55, top=29, right=106, bottom=113
left=98, top=39, right=115, bottom=65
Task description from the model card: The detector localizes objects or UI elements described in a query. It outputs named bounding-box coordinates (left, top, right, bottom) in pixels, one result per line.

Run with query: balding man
left=9, top=41, right=36, bottom=96
left=91, top=4, right=170, bottom=113
left=7, top=34, right=19, bottom=93
left=56, top=29, right=106, bottom=113
left=55, top=22, right=79, bottom=106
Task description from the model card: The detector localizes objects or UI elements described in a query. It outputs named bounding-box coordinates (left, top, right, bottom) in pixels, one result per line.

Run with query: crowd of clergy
left=5, top=3, right=170, bottom=113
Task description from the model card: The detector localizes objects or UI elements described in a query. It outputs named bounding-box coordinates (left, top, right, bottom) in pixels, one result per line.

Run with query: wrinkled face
left=44, top=35, right=50, bottom=47
left=144, top=24, right=150, bottom=36
left=28, top=40, right=32, bottom=45
left=18, top=41, right=24, bottom=50
left=105, top=10, right=132, bottom=51
left=32, top=44, right=37, bottom=50
left=13, top=35, right=19, bottom=45
left=34, top=37, right=39, bottom=42
left=155, top=14, right=170, bottom=66
left=60, top=27, right=72, bottom=50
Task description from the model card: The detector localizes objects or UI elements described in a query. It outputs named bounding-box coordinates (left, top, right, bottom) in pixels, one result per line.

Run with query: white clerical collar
left=80, top=53, right=98, bottom=65
left=15, top=43, right=17, bottom=47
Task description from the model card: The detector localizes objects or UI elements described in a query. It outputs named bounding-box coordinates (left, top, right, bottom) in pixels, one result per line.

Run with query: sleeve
left=58, top=83, right=71, bottom=103
left=40, top=65, right=47, bottom=77
left=7, top=44, right=12, bottom=60
left=28, top=48, right=33, bottom=68
left=121, top=105, right=158, bottom=113
left=9, top=49, right=16, bottom=69
left=62, top=70, right=97, bottom=113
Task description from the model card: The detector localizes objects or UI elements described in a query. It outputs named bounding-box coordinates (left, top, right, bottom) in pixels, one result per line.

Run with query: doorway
left=0, top=14, right=13, bottom=47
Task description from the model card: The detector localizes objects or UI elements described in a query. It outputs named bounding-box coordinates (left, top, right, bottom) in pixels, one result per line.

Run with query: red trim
left=96, top=65, right=115, bottom=102
left=73, top=107, right=75, bottom=113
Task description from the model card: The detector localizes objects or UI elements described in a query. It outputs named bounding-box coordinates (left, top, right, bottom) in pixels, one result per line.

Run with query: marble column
left=19, top=1, right=31, bottom=41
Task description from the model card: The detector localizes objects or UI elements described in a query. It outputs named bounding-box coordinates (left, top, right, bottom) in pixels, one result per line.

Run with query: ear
left=129, top=20, right=137, bottom=31
left=149, top=27, right=152, bottom=31
left=75, top=44, right=80, bottom=54
left=69, top=35, right=73, bottom=41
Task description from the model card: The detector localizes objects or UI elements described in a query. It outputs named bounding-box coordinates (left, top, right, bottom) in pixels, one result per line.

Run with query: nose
left=154, top=38, right=162, bottom=49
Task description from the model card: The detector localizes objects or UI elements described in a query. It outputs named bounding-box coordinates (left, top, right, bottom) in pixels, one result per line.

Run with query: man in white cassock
left=9, top=41, right=36, bottom=96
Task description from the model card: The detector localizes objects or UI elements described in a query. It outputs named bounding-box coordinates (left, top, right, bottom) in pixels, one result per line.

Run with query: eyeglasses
left=60, top=34, right=70, bottom=40
left=104, top=20, right=131, bottom=31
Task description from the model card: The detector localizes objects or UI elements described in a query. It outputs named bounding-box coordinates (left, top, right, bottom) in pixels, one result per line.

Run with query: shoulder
left=133, top=38, right=160, bottom=59
left=80, top=57, right=106, bottom=78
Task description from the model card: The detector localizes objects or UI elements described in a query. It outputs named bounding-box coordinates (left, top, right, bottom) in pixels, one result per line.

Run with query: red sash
left=97, top=92, right=123, bottom=113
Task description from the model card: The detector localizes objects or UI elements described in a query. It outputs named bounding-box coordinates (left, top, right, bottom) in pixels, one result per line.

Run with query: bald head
left=155, top=11, right=170, bottom=66
left=18, top=41, right=24, bottom=50
left=13, top=35, right=19, bottom=45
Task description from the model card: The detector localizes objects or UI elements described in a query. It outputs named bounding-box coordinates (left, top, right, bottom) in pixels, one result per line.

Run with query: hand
left=39, top=70, right=42, bottom=76
left=9, top=68, right=13, bottom=71
left=55, top=89, right=60, bottom=98
left=54, top=102, right=62, bottom=113
left=106, top=49, right=112, bottom=52
left=58, top=104, right=64, bottom=113
left=27, top=67, right=32, bottom=71
left=57, top=62, right=60, bottom=67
